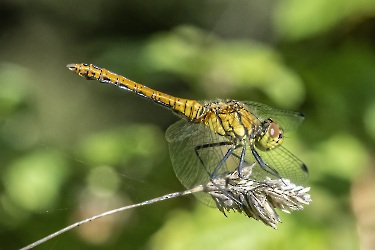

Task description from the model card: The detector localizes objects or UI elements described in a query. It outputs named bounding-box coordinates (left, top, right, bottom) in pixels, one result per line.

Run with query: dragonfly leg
left=251, top=148, right=282, bottom=179
left=210, top=147, right=235, bottom=178
left=209, top=147, right=244, bottom=205
left=229, top=152, right=274, bottom=191
left=237, top=143, right=251, bottom=180
left=231, top=145, right=262, bottom=184
left=195, top=143, right=242, bottom=204
left=194, top=141, right=234, bottom=167
left=196, top=142, right=259, bottom=182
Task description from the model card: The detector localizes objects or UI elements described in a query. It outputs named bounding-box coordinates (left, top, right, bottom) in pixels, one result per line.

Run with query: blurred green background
left=1, top=0, right=375, bottom=249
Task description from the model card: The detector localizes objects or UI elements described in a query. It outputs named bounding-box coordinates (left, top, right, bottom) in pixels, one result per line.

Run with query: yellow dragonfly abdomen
left=67, top=63, right=204, bottom=121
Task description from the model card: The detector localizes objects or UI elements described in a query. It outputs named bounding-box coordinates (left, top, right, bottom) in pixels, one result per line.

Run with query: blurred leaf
left=0, top=63, right=30, bottom=121
left=309, top=134, right=369, bottom=182
left=144, top=25, right=210, bottom=77
left=87, top=166, right=120, bottom=196
left=0, top=113, right=39, bottom=150
left=3, top=150, right=69, bottom=211
left=149, top=202, right=358, bottom=250
left=145, top=25, right=305, bottom=108
left=364, top=101, right=375, bottom=140
left=207, top=41, right=305, bottom=108
left=274, top=0, right=375, bottom=40
left=77, top=124, right=167, bottom=176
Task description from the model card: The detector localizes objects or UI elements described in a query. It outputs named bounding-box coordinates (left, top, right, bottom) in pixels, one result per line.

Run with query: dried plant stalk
left=20, top=165, right=311, bottom=249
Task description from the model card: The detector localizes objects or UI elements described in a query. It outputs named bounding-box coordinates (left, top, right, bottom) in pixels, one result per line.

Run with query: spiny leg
left=231, top=149, right=271, bottom=188
left=194, top=142, right=242, bottom=204
left=209, top=147, right=242, bottom=204
left=195, top=141, right=257, bottom=181
left=230, top=147, right=262, bottom=184
left=237, top=143, right=249, bottom=180
left=194, top=141, right=234, bottom=166
left=251, top=148, right=281, bottom=179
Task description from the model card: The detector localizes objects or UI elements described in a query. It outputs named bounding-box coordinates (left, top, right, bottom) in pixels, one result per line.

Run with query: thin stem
left=20, top=187, right=203, bottom=250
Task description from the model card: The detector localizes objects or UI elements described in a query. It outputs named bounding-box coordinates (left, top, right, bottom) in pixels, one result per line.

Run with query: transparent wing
left=253, top=146, right=309, bottom=185
left=243, top=101, right=305, bottom=132
left=166, top=119, right=238, bottom=207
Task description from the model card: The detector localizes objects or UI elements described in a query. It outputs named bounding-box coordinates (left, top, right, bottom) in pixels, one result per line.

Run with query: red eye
left=268, top=122, right=280, bottom=138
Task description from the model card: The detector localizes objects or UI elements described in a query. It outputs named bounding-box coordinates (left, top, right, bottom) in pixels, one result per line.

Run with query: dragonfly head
left=255, top=118, right=283, bottom=151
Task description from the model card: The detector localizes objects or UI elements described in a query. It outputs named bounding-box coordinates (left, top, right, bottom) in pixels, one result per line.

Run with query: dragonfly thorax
left=255, top=118, right=283, bottom=151
left=198, top=100, right=260, bottom=141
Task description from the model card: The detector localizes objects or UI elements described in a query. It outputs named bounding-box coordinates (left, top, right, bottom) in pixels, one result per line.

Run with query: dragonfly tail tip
left=66, top=64, right=77, bottom=71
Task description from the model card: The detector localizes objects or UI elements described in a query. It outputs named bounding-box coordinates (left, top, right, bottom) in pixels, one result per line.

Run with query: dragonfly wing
left=252, top=146, right=309, bottom=185
left=166, top=119, right=237, bottom=207
left=243, top=101, right=305, bottom=132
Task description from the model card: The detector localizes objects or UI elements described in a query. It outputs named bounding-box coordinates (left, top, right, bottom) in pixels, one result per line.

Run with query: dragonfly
left=67, top=63, right=308, bottom=206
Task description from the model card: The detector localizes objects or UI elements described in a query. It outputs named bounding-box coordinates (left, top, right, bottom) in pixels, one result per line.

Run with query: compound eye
left=268, top=122, right=280, bottom=139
